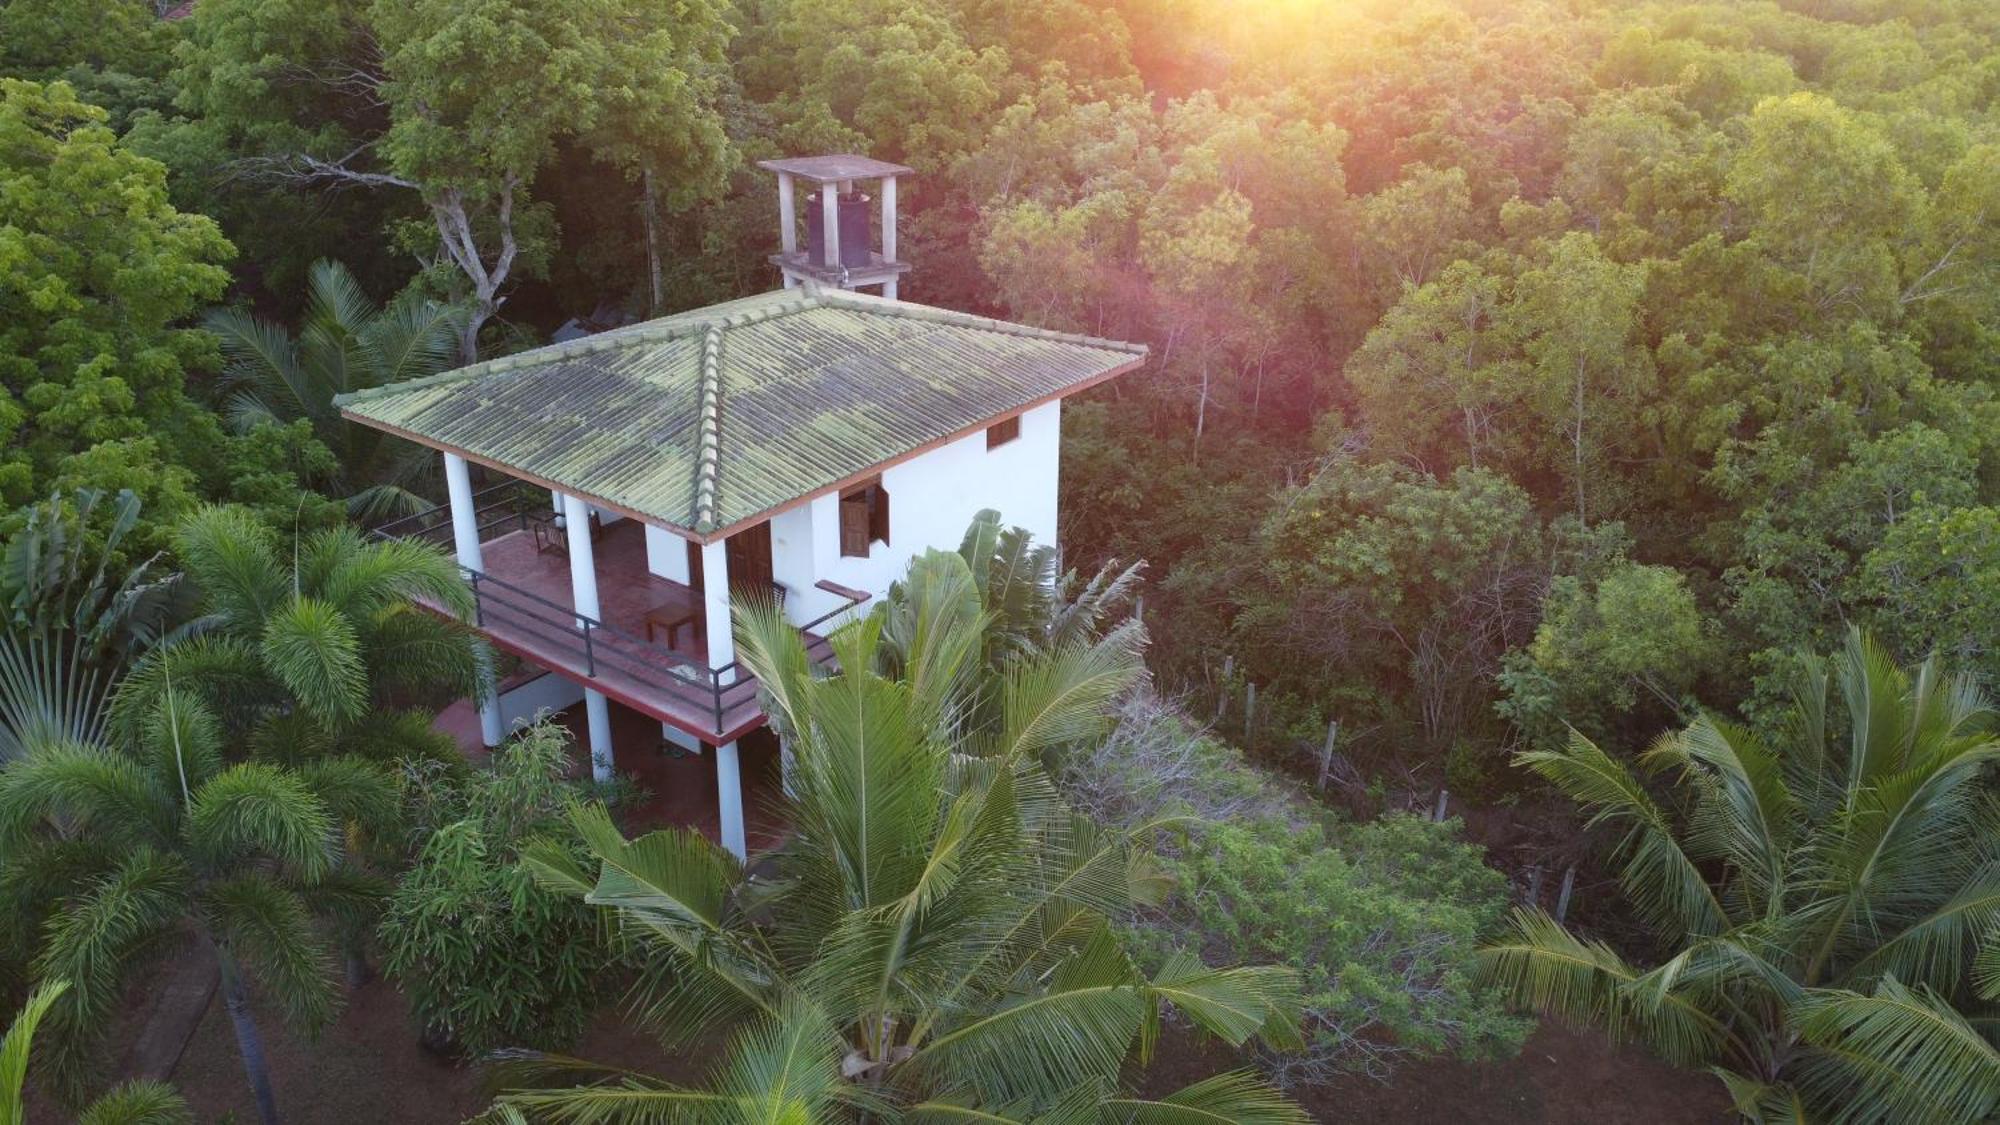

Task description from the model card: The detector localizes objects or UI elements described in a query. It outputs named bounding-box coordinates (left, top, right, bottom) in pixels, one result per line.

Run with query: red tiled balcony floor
left=453, top=519, right=771, bottom=743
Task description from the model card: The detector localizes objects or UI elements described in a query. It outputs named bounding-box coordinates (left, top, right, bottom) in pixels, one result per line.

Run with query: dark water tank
left=805, top=192, right=873, bottom=268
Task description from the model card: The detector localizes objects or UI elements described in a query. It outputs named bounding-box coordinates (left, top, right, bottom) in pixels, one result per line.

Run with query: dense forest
left=4, top=0, right=2000, bottom=1120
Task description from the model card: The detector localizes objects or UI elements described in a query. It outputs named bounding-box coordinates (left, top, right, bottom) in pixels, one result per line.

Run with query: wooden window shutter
left=870, top=483, right=890, bottom=544
left=840, top=492, right=870, bottom=557
left=986, top=416, right=1021, bottom=449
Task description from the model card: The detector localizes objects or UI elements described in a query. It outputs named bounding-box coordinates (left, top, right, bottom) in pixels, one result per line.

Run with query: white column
left=562, top=492, right=613, bottom=780
left=715, top=739, right=746, bottom=860
left=700, top=538, right=735, bottom=679
left=777, top=172, right=799, bottom=290
left=584, top=690, right=613, bottom=783
left=881, top=175, right=897, bottom=264
left=444, top=453, right=505, bottom=747
left=882, top=175, right=899, bottom=300
left=821, top=184, right=840, bottom=270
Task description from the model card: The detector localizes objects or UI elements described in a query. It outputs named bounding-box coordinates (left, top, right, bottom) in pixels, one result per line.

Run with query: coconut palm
left=914, top=509, right=1144, bottom=669
left=491, top=553, right=1306, bottom=1121
left=3, top=980, right=192, bottom=1125
left=109, top=504, right=481, bottom=771
left=1479, top=629, right=2000, bottom=1122
left=206, top=259, right=466, bottom=521
left=0, top=684, right=397, bottom=1123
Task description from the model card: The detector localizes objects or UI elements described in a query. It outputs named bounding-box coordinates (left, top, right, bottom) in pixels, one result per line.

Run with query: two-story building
left=338, top=274, right=1146, bottom=858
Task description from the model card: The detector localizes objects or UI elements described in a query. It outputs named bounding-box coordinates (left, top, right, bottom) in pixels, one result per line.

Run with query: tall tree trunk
left=217, top=948, right=282, bottom=1125
left=1572, top=355, right=1588, bottom=524
left=1193, top=357, right=1210, bottom=467
left=642, top=169, right=665, bottom=318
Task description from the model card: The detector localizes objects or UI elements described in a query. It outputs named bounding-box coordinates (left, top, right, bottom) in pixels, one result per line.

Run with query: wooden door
left=727, top=521, right=775, bottom=596
left=689, top=522, right=774, bottom=596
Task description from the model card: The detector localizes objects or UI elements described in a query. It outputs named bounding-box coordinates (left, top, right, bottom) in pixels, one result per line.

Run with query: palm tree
left=912, top=509, right=1144, bottom=670
left=0, top=684, right=397, bottom=1124
left=109, top=504, right=482, bottom=771
left=1479, top=629, right=2000, bottom=1122
left=491, top=551, right=1306, bottom=1121
left=0, top=489, right=186, bottom=763
left=206, top=260, right=466, bottom=521
left=3, top=980, right=192, bottom=1125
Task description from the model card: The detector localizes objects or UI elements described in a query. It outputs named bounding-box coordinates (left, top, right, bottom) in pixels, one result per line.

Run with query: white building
left=338, top=198, right=1146, bottom=858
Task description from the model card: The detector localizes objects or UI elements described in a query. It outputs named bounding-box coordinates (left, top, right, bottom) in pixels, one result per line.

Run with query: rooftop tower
left=757, top=154, right=912, bottom=299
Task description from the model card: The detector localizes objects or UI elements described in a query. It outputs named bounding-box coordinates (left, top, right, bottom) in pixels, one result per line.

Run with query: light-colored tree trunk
left=429, top=179, right=520, bottom=364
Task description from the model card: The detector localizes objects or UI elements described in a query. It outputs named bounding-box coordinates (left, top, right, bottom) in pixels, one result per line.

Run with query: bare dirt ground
left=127, top=980, right=1729, bottom=1124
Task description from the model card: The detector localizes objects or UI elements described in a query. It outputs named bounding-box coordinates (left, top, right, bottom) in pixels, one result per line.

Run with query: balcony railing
left=374, top=484, right=860, bottom=737
left=374, top=481, right=547, bottom=549
left=464, top=567, right=760, bottom=735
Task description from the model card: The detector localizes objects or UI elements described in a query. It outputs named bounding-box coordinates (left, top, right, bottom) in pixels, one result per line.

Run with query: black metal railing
left=464, top=568, right=758, bottom=734
left=376, top=485, right=867, bottom=735
left=373, top=481, right=546, bottom=549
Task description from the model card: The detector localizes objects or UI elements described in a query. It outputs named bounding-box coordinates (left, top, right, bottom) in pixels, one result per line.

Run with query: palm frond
left=907, top=925, right=1147, bottom=1104
left=489, top=1051, right=724, bottom=1124
left=0, top=740, right=174, bottom=849
left=357, top=290, right=466, bottom=387
left=1146, top=953, right=1303, bottom=1051
left=203, top=873, right=340, bottom=1035
left=203, top=306, right=310, bottom=420
left=171, top=507, right=287, bottom=631
left=258, top=596, right=368, bottom=727
left=1794, top=977, right=2000, bottom=1124
left=1476, top=908, right=1728, bottom=1068
left=73, top=1081, right=194, bottom=1125
left=0, top=635, right=110, bottom=764
left=1519, top=730, right=1727, bottom=938
left=29, top=850, right=191, bottom=1103
left=187, top=763, right=336, bottom=879
left=1099, top=1070, right=1311, bottom=1125
left=989, top=632, right=1145, bottom=764
left=3, top=979, right=68, bottom=1123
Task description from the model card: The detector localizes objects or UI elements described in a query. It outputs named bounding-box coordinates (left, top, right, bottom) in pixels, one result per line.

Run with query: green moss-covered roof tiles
left=335, top=285, right=1147, bottom=537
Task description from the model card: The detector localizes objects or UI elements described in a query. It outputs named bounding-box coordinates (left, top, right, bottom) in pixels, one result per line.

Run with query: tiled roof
left=335, top=285, right=1146, bottom=538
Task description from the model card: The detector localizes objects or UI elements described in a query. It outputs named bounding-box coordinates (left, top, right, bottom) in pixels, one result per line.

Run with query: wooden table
left=641, top=588, right=704, bottom=651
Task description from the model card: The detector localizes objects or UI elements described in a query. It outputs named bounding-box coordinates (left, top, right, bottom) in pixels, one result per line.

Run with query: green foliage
left=110, top=504, right=479, bottom=769
left=207, top=260, right=465, bottom=520
left=3, top=980, right=194, bottom=1125
left=0, top=681, right=396, bottom=1108
left=491, top=554, right=1303, bottom=1119
left=1480, top=631, right=2000, bottom=1120
left=379, top=722, right=610, bottom=1054
left=1498, top=561, right=1714, bottom=749
left=0, top=78, right=228, bottom=511
left=1065, top=695, right=1529, bottom=1086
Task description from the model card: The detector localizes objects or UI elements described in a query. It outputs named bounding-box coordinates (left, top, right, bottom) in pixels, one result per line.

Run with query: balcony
left=377, top=484, right=845, bottom=745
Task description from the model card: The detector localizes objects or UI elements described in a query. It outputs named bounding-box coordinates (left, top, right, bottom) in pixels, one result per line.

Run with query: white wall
left=636, top=399, right=1062, bottom=632
left=495, top=670, right=585, bottom=731
left=782, top=399, right=1061, bottom=627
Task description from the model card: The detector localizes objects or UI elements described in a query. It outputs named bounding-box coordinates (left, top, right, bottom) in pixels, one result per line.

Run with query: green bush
left=1065, top=695, right=1530, bottom=1086
left=378, top=722, right=611, bottom=1055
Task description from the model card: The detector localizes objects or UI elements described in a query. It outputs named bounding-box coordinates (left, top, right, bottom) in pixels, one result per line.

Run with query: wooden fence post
left=1555, top=865, right=1577, bottom=922
left=1525, top=865, right=1544, bottom=908
left=1432, top=789, right=1449, bottom=822
left=1243, top=682, right=1257, bottom=741
left=1316, top=720, right=1340, bottom=790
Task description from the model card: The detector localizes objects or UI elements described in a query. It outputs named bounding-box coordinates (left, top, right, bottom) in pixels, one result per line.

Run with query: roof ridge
left=810, top=287, right=1149, bottom=356
left=334, top=290, right=824, bottom=407
left=691, top=324, right=725, bottom=532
